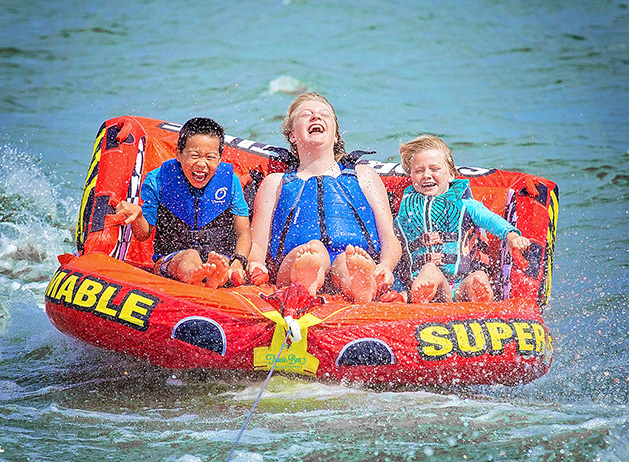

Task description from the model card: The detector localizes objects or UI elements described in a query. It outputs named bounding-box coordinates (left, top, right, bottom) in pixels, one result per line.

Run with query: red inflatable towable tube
left=46, top=116, right=558, bottom=386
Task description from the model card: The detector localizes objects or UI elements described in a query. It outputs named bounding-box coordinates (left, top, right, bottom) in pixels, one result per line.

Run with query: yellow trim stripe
left=76, top=128, right=105, bottom=247
left=544, top=189, right=559, bottom=303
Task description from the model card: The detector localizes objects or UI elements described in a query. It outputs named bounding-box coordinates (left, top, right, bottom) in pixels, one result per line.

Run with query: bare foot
left=469, top=277, right=493, bottom=302
left=186, top=263, right=218, bottom=287
left=204, top=252, right=229, bottom=289
left=291, top=245, right=326, bottom=296
left=345, top=245, right=377, bottom=304
left=411, top=280, right=437, bottom=304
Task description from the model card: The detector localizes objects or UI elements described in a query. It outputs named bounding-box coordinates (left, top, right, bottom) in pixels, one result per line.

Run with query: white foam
left=268, top=75, right=308, bottom=95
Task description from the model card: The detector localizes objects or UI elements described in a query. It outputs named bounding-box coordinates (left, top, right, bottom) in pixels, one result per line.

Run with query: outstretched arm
left=247, top=173, right=284, bottom=281
left=465, top=198, right=520, bottom=241
left=356, top=164, right=402, bottom=290
left=465, top=199, right=531, bottom=262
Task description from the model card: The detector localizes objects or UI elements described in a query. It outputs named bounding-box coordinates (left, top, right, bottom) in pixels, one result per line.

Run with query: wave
left=268, top=75, right=309, bottom=96
left=0, top=143, right=78, bottom=287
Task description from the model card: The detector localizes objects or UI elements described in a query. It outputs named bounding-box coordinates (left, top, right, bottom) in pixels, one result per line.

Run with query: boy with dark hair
left=116, top=117, right=251, bottom=288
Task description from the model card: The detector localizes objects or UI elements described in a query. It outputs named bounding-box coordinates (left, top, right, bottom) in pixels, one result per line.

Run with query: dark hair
left=177, top=117, right=225, bottom=155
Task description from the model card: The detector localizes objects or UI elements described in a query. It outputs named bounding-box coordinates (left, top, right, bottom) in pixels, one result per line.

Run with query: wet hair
left=280, top=92, right=347, bottom=161
left=399, top=134, right=457, bottom=176
left=177, top=117, right=225, bottom=155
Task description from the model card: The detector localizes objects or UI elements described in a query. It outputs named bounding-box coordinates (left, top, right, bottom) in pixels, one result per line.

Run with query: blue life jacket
left=395, top=179, right=484, bottom=284
left=153, top=158, right=235, bottom=260
left=269, top=164, right=380, bottom=264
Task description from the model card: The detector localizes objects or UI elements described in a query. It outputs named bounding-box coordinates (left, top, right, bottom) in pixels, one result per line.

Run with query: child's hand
left=380, top=289, right=407, bottom=303
left=228, top=268, right=246, bottom=286
left=247, top=262, right=269, bottom=286
left=374, top=264, right=394, bottom=293
left=228, top=256, right=247, bottom=286
left=506, top=231, right=530, bottom=253
left=115, top=201, right=142, bottom=225
left=506, top=232, right=531, bottom=270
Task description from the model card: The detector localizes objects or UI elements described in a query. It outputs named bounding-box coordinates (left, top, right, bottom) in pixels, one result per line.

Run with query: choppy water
left=1, top=0, right=627, bottom=460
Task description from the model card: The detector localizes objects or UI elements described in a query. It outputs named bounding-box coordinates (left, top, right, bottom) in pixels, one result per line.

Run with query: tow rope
left=227, top=283, right=321, bottom=460
left=226, top=328, right=292, bottom=461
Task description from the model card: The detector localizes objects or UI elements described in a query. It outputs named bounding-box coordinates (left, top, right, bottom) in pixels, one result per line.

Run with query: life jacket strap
left=408, top=231, right=458, bottom=253
left=333, top=175, right=377, bottom=257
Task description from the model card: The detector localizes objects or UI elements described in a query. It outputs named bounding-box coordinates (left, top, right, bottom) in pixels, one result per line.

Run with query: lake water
left=1, top=0, right=627, bottom=460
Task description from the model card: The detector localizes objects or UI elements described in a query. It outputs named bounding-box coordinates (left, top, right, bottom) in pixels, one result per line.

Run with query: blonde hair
left=280, top=92, right=347, bottom=161
left=399, top=134, right=456, bottom=176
